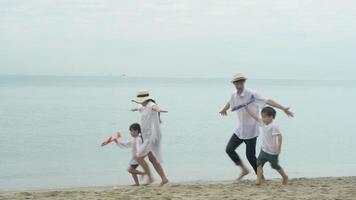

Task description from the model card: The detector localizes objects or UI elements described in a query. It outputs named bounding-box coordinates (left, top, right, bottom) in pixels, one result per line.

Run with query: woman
left=131, top=90, right=169, bottom=186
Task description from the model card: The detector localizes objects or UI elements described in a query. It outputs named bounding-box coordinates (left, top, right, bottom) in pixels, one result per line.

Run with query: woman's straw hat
left=231, top=73, right=247, bottom=83
left=132, top=90, right=154, bottom=104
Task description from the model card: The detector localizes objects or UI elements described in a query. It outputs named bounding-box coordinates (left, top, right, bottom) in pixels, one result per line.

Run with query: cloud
left=2, top=0, right=355, bottom=38
left=0, top=0, right=355, bottom=78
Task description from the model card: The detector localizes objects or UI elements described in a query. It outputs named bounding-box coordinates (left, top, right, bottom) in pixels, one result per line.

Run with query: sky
left=0, top=0, right=355, bottom=79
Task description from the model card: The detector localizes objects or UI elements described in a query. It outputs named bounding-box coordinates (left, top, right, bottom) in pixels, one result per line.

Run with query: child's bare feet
left=260, top=175, right=266, bottom=184
left=237, top=168, right=249, bottom=181
left=131, top=184, right=140, bottom=187
left=255, top=175, right=263, bottom=186
left=159, top=178, right=169, bottom=187
left=282, top=176, right=288, bottom=185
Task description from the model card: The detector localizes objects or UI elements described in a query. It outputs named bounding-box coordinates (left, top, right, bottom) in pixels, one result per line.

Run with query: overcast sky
left=0, top=0, right=355, bottom=79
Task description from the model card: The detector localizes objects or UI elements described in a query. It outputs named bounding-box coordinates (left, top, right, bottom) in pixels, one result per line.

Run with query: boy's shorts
left=257, top=150, right=282, bottom=170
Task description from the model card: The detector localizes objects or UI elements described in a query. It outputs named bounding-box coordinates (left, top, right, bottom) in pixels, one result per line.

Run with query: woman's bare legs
left=135, top=156, right=154, bottom=185
left=148, top=152, right=168, bottom=186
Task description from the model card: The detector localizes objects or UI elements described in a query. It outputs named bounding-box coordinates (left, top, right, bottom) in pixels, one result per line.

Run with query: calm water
left=1, top=75, right=356, bottom=191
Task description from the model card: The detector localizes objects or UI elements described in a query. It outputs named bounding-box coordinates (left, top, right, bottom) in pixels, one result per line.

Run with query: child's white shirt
left=257, top=119, right=281, bottom=155
left=116, top=136, right=143, bottom=165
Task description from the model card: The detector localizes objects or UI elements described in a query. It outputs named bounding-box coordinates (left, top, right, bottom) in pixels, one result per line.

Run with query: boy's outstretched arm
left=276, top=134, right=282, bottom=155
left=245, top=105, right=259, bottom=122
left=266, top=99, right=294, bottom=117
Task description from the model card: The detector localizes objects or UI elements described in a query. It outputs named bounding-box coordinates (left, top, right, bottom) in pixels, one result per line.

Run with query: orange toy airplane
left=101, top=132, right=121, bottom=147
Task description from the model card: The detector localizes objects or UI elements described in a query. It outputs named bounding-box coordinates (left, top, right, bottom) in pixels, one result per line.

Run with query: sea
left=1, top=75, right=355, bottom=191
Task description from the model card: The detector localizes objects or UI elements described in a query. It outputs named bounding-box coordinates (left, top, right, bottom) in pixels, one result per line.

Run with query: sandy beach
left=1, top=176, right=355, bottom=200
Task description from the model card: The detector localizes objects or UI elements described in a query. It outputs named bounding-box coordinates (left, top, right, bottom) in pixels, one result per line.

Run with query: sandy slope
left=1, top=177, right=355, bottom=200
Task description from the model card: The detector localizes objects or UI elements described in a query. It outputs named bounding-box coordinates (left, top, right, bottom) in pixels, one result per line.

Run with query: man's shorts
left=257, top=150, right=282, bottom=170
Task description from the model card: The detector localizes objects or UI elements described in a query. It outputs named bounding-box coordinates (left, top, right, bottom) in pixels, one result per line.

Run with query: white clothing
left=137, top=101, right=163, bottom=163
left=229, top=89, right=267, bottom=139
left=258, top=120, right=281, bottom=155
left=116, top=136, right=143, bottom=165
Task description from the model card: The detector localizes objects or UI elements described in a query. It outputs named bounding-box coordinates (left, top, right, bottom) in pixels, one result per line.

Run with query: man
left=219, top=73, right=294, bottom=180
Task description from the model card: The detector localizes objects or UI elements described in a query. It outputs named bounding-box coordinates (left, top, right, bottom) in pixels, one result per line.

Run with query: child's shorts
left=257, top=150, right=282, bottom=170
left=130, top=164, right=139, bottom=169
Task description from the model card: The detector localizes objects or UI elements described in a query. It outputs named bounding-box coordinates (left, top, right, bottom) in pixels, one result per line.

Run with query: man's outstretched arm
left=219, top=102, right=230, bottom=116
left=266, top=99, right=294, bottom=117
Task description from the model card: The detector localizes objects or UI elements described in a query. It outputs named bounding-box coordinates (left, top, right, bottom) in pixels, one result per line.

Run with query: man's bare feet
left=282, top=176, right=288, bottom=185
left=131, top=184, right=140, bottom=187
left=237, top=168, right=249, bottom=181
left=159, top=178, right=169, bottom=187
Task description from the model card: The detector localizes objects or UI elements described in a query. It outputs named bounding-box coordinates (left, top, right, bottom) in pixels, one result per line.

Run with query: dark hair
left=261, top=106, right=276, bottom=119
left=129, top=123, right=141, bottom=133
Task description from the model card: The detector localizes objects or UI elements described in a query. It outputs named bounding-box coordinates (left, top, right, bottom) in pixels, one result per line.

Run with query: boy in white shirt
left=245, top=106, right=288, bottom=185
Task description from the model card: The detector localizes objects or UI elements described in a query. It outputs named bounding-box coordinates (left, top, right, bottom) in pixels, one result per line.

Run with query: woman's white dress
left=137, top=101, right=162, bottom=163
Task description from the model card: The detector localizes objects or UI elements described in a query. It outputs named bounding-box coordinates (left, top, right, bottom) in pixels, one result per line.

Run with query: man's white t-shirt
left=229, top=89, right=267, bottom=140
left=258, top=121, right=281, bottom=155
